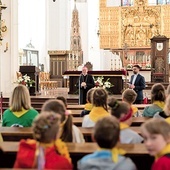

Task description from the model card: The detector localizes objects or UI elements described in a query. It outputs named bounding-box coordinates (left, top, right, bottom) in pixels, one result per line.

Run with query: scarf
left=84, top=103, right=93, bottom=111
left=89, top=106, right=110, bottom=122
left=120, top=122, right=129, bottom=130
left=131, top=105, right=138, bottom=115
left=166, top=117, right=170, bottom=124
left=155, top=143, right=170, bottom=160
left=153, top=101, right=165, bottom=110
left=11, top=108, right=28, bottom=118
left=98, top=147, right=126, bottom=163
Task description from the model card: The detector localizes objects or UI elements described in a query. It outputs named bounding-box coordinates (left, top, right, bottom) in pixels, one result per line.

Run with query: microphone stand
left=78, top=74, right=81, bottom=105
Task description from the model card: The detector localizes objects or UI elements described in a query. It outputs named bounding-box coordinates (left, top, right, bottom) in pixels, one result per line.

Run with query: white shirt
left=132, top=74, right=138, bottom=85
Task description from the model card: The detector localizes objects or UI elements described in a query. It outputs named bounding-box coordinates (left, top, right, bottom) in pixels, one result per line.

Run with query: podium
left=19, top=66, right=40, bottom=96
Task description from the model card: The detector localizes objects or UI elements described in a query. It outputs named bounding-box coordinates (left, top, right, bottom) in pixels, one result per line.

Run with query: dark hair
left=41, top=99, right=73, bottom=142
left=151, top=83, right=166, bottom=103
left=92, top=88, right=108, bottom=111
left=133, top=64, right=141, bottom=69
left=86, top=88, right=95, bottom=103
left=33, top=111, right=60, bottom=143
left=122, top=89, right=137, bottom=104
left=94, top=116, right=120, bottom=149
left=56, top=96, right=67, bottom=107
left=108, top=97, right=130, bottom=119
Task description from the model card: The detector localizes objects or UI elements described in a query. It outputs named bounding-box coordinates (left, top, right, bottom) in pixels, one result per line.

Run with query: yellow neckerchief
left=131, top=105, right=138, bottom=115
left=120, top=122, right=129, bottom=130
left=153, top=101, right=165, bottom=110
left=155, top=143, right=170, bottom=160
left=166, top=117, right=170, bottom=124
left=10, top=107, right=29, bottom=118
left=84, top=103, right=93, bottom=111
left=89, top=106, right=110, bottom=122
left=98, top=147, right=126, bottom=163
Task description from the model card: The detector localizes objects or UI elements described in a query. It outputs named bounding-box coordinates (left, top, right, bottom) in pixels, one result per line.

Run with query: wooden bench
left=72, top=117, right=150, bottom=126
left=0, top=142, right=154, bottom=170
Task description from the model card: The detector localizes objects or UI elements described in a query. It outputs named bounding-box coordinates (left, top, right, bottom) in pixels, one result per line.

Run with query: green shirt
left=2, top=109, right=38, bottom=127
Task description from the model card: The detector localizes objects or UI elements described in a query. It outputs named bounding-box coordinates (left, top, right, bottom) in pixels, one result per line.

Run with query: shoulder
left=82, top=115, right=95, bottom=127
left=3, top=109, right=11, bottom=115
left=27, top=109, right=39, bottom=115
left=72, top=125, right=85, bottom=143
left=152, top=156, right=170, bottom=170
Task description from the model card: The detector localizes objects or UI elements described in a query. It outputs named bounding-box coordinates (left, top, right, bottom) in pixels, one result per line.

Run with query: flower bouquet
left=17, top=74, right=35, bottom=87
left=94, top=76, right=114, bottom=89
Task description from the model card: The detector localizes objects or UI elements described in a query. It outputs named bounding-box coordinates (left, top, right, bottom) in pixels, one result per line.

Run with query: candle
left=6, top=42, right=8, bottom=48
left=69, top=53, right=70, bottom=61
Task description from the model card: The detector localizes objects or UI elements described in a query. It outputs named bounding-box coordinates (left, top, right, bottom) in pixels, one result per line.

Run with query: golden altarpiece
left=99, top=0, right=170, bottom=81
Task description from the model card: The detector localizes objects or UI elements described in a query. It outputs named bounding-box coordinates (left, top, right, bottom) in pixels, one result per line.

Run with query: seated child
left=108, top=97, right=143, bottom=144
left=14, top=111, right=73, bottom=169
left=42, top=99, right=84, bottom=143
left=80, top=88, right=94, bottom=117
left=82, top=88, right=110, bottom=127
left=122, top=89, right=141, bottom=117
left=78, top=116, right=136, bottom=170
left=141, top=118, right=170, bottom=170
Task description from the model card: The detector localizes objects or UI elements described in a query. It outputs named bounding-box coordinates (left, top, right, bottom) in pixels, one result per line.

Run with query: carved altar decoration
left=99, top=0, right=170, bottom=69
left=69, top=2, right=83, bottom=71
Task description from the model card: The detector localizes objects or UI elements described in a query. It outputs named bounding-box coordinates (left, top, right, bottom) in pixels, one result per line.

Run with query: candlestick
left=69, top=53, right=70, bottom=61
left=114, top=59, right=116, bottom=70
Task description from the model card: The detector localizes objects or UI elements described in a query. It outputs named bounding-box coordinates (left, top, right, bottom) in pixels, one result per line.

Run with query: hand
left=130, top=84, right=135, bottom=89
left=81, top=82, right=86, bottom=87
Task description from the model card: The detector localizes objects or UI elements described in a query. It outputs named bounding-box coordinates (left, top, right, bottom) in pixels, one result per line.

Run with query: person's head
left=10, top=85, right=31, bottom=111
left=151, top=83, right=166, bottom=103
left=122, top=89, right=137, bottom=105
left=32, top=111, right=60, bottom=143
left=41, top=99, right=73, bottom=142
left=108, top=97, right=132, bottom=125
left=167, top=84, right=170, bottom=96
left=93, top=116, right=120, bottom=149
left=132, top=64, right=140, bottom=74
left=92, top=88, right=108, bottom=111
left=163, top=95, right=170, bottom=116
left=82, top=66, right=88, bottom=76
left=141, top=119, right=170, bottom=156
left=86, top=88, right=95, bottom=103
left=56, top=96, right=67, bottom=108
left=41, top=99, right=66, bottom=122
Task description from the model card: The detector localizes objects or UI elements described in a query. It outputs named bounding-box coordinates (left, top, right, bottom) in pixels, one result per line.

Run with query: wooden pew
left=72, top=117, right=150, bottom=126
left=0, top=142, right=154, bottom=170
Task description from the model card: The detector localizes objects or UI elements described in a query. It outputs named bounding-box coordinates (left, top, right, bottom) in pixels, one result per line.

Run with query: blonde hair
left=163, top=95, right=170, bottom=116
left=141, top=118, right=170, bottom=141
left=10, top=85, right=31, bottom=111
left=122, top=89, right=137, bottom=104
left=33, top=111, right=60, bottom=143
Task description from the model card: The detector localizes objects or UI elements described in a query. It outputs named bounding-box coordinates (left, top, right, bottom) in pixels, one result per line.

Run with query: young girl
left=108, top=97, right=143, bottom=144
left=82, top=88, right=110, bottom=127
left=143, top=83, right=166, bottom=117
left=141, top=118, right=170, bottom=170
left=14, top=111, right=72, bottom=169
left=42, top=99, right=84, bottom=143
left=2, top=85, right=38, bottom=127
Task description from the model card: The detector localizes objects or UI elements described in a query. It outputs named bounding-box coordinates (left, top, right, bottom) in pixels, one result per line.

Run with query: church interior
left=0, top=0, right=170, bottom=169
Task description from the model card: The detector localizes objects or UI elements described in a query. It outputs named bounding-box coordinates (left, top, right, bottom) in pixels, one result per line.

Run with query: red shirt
left=152, top=156, right=170, bottom=170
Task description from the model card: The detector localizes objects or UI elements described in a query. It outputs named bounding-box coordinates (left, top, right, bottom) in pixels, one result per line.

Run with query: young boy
left=78, top=116, right=136, bottom=170
left=122, top=89, right=141, bottom=116
left=80, top=88, right=94, bottom=117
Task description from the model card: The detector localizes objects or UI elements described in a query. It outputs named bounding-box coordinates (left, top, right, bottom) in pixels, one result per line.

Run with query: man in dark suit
left=129, top=65, right=145, bottom=104
left=77, top=66, right=95, bottom=104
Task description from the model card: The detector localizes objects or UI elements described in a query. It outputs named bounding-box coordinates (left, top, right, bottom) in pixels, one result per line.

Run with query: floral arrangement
left=94, top=76, right=114, bottom=89
left=145, top=63, right=151, bottom=69
left=17, top=74, right=35, bottom=87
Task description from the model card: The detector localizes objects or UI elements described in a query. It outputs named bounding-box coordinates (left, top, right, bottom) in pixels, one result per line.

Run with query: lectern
left=19, top=66, right=40, bottom=95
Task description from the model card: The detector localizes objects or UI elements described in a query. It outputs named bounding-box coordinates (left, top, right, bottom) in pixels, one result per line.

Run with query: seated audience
left=154, top=95, right=170, bottom=119
left=2, top=85, right=38, bottom=127
left=122, top=89, right=141, bottom=116
left=143, top=83, right=166, bottom=117
left=78, top=116, right=137, bottom=170
left=108, top=97, right=143, bottom=144
left=141, top=118, right=170, bottom=170
left=82, top=88, right=110, bottom=127
left=80, top=88, right=94, bottom=117
left=42, top=99, right=84, bottom=143
left=14, top=112, right=72, bottom=169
